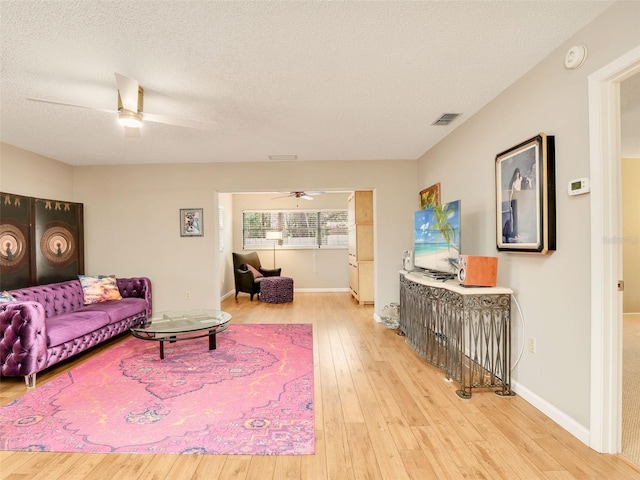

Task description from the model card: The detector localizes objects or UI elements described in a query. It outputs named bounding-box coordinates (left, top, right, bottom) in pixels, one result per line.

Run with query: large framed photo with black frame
left=495, top=133, right=555, bottom=254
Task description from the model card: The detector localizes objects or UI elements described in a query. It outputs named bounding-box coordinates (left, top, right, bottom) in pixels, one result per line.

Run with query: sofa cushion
left=80, top=297, right=146, bottom=324
left=0, top=291, right=16, bottom=302
left=79, top=275, right=123, bottom=305
left=46, top=311, right=111, bottom=347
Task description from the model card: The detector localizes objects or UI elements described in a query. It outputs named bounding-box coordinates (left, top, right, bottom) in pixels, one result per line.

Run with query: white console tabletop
left=400, top=270, right=513, bottom=295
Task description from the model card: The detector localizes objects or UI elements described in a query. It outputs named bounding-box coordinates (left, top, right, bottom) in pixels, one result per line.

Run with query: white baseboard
left=221, top=290, right=235, bottom=301
left=220, top=287, right=349, bottom=300
left=293, top=288, right=350, bottom=293
left=511, top=380, right=590, bottom=446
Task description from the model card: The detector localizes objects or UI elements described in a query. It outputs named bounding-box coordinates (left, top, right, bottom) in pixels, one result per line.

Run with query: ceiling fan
left=26, top=73, right=217, bottom=136
left=272, top=191, right=324, bottom=201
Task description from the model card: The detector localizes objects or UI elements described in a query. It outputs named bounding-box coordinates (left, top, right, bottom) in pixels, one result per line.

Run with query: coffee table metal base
left=158, top=328, right=220, bottom=360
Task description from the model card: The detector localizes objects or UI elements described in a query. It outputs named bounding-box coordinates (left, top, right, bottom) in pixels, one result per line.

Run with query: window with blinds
left=242, top=210, right=349, bottom=249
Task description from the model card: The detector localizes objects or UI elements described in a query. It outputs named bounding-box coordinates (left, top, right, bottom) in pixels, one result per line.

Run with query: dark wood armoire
left=0, top=192, right=84, bottom=290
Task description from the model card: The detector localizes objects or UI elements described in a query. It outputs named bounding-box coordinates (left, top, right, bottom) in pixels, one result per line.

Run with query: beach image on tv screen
left=413, top=200, right=461, bottom=274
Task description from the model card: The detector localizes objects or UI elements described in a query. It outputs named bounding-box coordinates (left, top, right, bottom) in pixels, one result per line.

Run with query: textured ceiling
left=0, top=1, right=614, bottom=166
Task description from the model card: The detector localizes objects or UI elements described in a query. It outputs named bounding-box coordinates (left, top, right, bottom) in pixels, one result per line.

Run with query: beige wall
left=0, top=143, right=74, bottom=199
left=64, top=160, right=416, bottom=313
left=1, top=146, right=416, bottom=313
left=623, top=158, right=640, bottom=313
left=417, top=1, right=640, bottom=431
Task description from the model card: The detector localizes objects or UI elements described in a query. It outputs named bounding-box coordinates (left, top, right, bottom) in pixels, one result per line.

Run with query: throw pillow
left=0, top=291, right=16, bottom=303
left=246, top=264, right=263, bottom=278
left=78, top=275, right=123, bottom=305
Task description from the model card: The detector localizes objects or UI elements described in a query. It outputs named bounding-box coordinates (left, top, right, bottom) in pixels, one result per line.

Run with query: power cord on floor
left=511, top=292, right=526, bottom=372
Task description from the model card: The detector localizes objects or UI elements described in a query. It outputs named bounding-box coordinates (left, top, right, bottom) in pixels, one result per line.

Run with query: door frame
left=588, top=44, right=640, bottom=453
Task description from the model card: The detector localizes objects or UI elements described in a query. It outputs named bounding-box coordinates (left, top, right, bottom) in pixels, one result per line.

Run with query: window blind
left=242, top=210, right=348, bottom=249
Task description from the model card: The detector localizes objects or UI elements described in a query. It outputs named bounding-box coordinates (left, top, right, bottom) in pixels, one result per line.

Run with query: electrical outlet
left=186, top=291, right=191, bottom=299
left=528, top=336, right=536, bottom=354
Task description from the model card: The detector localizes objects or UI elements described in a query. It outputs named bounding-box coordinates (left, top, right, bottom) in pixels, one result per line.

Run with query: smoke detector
left=565, top=45, right=588, bottom=69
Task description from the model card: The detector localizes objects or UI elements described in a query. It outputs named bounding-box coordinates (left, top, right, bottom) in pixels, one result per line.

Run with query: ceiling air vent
left=432, top=113, right=461, bottom=126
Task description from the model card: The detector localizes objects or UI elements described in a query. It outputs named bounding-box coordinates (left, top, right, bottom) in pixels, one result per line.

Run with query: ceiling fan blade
left=141, top=112, right=217, bottom=131
left=301, top=195, right=314, bottom=200
left=26, top=97, right=116, bottom=114
left=114, top=72, right=139, bottom=112
left=272, top=193, right=294, bottom=199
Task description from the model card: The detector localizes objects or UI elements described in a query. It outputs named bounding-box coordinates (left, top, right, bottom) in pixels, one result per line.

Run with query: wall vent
left=432, top=113, right=461, bottom=126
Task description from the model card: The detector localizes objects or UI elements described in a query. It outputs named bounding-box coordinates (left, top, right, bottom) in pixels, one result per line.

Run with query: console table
left=399, top=271, right=514, bottom=398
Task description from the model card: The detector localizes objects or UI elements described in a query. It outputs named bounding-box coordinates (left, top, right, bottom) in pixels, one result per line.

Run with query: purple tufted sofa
left=0, top=277, right=151, bottom=388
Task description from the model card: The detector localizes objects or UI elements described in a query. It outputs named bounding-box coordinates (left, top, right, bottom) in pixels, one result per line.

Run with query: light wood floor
left=1, top=292, right=639, bottom=479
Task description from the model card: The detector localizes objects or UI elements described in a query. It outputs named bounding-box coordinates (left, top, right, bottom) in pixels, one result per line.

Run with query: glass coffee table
left=131, top=309, right=232, bottom=359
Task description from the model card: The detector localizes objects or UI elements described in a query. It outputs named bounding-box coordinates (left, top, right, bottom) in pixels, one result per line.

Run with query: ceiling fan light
left=118, top=109, right=142, bottom=128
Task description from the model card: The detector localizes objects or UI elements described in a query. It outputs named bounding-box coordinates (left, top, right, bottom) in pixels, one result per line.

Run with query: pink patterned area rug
left=0, top=323, right=314, bottom=455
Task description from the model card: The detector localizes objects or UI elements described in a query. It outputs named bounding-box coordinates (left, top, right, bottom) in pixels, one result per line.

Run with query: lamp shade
left=266, top=231, right=283, bottom=240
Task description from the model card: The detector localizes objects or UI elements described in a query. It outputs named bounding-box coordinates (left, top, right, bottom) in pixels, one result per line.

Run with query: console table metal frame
left=399, top=271, right=514, bottom=399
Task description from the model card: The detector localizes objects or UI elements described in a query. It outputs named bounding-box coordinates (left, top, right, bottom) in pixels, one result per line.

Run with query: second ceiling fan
left=273, top=191, right=324, bottom=201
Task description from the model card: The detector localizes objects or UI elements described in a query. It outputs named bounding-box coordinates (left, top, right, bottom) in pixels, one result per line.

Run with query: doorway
left=589, top=45, right=640, bottom=454
left=620, top=73, right=640, bottom=464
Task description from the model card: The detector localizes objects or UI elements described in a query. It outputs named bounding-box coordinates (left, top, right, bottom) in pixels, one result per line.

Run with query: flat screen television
left=413, top=200, right=461, bottom=277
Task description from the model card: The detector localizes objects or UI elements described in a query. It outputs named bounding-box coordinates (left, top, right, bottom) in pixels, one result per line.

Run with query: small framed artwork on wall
left=180, top=208, right=203, bottom=237
left=495, top=133, right=556, bottom=254
left=419, top=183, right=441, bottom=210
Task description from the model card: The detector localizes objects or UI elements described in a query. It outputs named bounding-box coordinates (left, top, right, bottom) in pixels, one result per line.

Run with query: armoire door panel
left=0, top=194, right=33, bottom=290
left=34, top=198, right=84, bottom=285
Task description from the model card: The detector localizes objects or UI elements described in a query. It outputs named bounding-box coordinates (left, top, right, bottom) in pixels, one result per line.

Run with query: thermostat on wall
left=568, top=178, right=590, bottom=196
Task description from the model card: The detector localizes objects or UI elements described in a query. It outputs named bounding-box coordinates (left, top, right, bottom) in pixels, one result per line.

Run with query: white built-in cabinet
left=348, top=191, right=373, bottom=305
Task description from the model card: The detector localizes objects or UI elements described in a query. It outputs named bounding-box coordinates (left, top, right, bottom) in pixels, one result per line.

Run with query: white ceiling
left=0, top=1, right=615, bottom=166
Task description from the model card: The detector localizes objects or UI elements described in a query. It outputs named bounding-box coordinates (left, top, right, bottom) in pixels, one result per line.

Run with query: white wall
left=416, top=1, right=640, bottom=433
